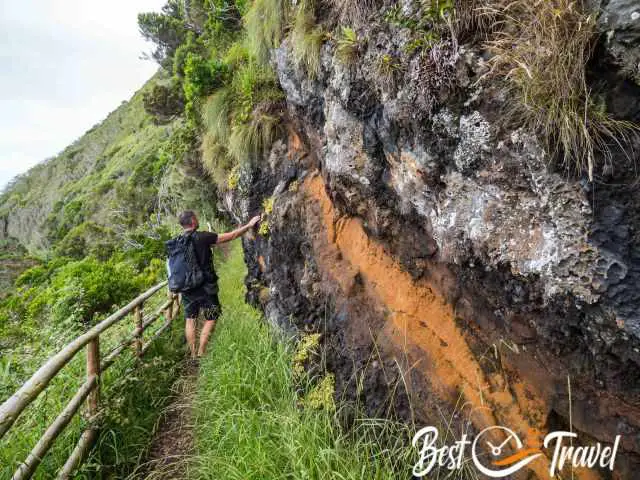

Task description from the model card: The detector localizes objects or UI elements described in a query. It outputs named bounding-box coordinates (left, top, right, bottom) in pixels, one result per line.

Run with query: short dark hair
left=178, top=210, right=196, bottom=227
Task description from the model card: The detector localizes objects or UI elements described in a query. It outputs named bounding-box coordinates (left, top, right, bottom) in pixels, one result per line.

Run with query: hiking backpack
left=165, top=232, right=205, bottom=293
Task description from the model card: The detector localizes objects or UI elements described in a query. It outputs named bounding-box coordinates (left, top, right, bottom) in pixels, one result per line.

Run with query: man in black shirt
left=178, top=210, right=260, bottom=360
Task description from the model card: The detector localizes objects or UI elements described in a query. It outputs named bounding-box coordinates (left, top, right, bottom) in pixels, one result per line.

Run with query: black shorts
left=181, top=282, right=222, bottom=320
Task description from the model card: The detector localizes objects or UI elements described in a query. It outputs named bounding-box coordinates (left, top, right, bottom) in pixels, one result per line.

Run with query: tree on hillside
left=139, top=0, right=244, bottom=68
left=143, top=81, right=185, bottom=123
left=138, top=0, right=189, bottom=65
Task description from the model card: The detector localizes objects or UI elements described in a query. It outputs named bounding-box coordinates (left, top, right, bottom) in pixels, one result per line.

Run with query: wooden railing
left=0, top=281, right=180, bottom=480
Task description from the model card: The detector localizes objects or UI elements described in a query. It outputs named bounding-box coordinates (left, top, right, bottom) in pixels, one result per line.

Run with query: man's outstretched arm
left=216, top=215, right=261, bottom=244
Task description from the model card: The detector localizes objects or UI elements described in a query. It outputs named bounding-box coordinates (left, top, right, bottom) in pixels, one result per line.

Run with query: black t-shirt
left=190, top=231, right=218, bottom=283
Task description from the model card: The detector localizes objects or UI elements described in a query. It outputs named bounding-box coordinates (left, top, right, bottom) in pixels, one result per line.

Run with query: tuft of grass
left=228, top=112, right=281, bottom=164
left=290, top=0, right=325, bottom=79
left=326, top=0, right=378, bottom=25
left=222, top=41, right=250, bottom=67
left=376, top=53, right=403, bottom=90
left=203, top=87, right=233, bottom=142
left=334, top=26, right=360, bottom=65
left=191, top=243, right=416, bottom=479
left=203, top=60, right=284, bottom=170
left=453, top=0, right=497, bottom=37
left=244, top=0, right=285, bottom=63
left=200, top=132, right=234, bottom=189
left=484, top=0, right=639, bottom=179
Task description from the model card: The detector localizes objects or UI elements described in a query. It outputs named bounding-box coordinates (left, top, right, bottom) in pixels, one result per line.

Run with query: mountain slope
left=0, top=72, right=218, bottom=257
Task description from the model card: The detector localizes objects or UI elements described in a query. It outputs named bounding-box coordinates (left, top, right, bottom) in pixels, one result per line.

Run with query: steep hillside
left=0, top=72, right=219, bottom=257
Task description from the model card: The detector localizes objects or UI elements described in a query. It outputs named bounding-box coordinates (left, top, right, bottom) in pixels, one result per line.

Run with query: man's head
left=179, top=210, right=199, bottom=231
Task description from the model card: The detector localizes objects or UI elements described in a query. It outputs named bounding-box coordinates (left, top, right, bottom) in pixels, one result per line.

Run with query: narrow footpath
left=135, top=360, right=198, bottom=479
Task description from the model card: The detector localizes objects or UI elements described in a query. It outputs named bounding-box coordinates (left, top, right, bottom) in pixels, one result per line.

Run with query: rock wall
left=230, top=2, right=640, bottom=478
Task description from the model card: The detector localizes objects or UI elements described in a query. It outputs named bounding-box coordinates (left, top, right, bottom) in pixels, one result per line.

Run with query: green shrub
left=335, top=26, right=359, bottom=65
left=28, top=257, right=144, bottom=328
left=15, top=265, right=48, bottom=289
left=46, top=198, right=88, bottom=243
left=142, top=81, right=185, bottom=123
left=115, top=223, right=172, bottom=270
left=129, top=151, right=171, bottom=188
left=94, top=178, right=115, bottom=195
left=173, top=31, right=202, bottom=78
left=54, top=222, right=116, bottom=261
left=183, top=53, right=229, bottom=119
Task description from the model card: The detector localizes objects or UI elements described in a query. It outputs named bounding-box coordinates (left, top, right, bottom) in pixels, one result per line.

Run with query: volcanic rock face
left=233, top=4, right=640, bottom=478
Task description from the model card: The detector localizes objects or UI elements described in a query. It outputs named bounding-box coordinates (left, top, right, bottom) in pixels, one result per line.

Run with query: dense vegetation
left=136, top=0, right=638, bottom=187
left=137, top=0, right=292, bottom=191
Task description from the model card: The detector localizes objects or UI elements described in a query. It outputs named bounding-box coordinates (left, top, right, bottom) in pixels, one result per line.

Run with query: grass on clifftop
left=191, top=242, right=415, bottom=479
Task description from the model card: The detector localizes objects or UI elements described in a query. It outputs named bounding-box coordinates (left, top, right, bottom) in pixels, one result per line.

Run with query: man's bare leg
left=197, top=320, right=217, bottom=357
left=185, top=318, right=197, bottom=359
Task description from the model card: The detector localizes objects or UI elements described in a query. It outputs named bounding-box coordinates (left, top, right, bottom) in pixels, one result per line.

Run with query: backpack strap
left=183, top=231, right=204, bottom=271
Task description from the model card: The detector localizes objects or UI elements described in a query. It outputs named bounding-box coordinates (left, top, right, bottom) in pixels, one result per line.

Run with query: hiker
left=168, top=210, right=261, bottom=361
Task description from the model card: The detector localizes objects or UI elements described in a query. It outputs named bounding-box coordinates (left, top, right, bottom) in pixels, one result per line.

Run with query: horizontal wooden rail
left=57, top=428, right=97, bottom=480
left=0, top=281, right=167, bottom=440
left=12, top=376, right=98, bottom=480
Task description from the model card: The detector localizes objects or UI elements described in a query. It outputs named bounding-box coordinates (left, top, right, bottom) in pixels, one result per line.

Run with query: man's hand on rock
left=248, top=215, right=261, bottom=227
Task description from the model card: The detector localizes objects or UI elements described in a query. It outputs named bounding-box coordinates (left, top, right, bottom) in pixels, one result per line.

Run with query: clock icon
left=472, top=426, right=543, bottom=478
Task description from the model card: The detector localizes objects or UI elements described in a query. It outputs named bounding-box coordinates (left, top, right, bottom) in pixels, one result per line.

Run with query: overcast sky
left=0, top=0, right=167, bottom=189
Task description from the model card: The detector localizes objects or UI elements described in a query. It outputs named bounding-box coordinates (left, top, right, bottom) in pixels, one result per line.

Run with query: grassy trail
left=182, top=241, right=413, bottom=479
left=129, top=361, right=198, bottom=480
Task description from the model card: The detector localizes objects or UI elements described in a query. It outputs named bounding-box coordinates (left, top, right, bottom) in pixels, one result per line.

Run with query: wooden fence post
left=86, top=338, right=100, bottom=415
left=133, top=305, right=143, bottom=358
left=172, top=293, right=181, bottom=319
left=60, top=335, right=102, bottom=480
left=165, top=290, right=173, bottom=323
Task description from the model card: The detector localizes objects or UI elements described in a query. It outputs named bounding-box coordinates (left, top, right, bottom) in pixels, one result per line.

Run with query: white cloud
left=0, top=0, right=168, bottom=189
